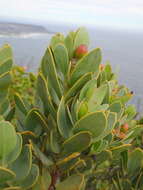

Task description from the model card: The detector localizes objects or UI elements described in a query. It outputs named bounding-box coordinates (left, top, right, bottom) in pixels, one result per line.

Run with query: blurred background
left=0, top=0, right=143, bottom=112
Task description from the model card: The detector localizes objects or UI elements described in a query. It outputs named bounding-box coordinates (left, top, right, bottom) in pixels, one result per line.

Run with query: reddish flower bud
left=121, top=123, right=129, bottom=132
left=75, top=44, right=88, bottom=58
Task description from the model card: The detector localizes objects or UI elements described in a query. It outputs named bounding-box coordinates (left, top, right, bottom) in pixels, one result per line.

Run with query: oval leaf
left=0, top=121, right=17, bottom=160
left=5, top=133, right=22, bottom=165
left=18, top=164, right=39, bottom=189
left=70, top=48, right=101, bottom=85
left=65, top=72, right=92, bottom=102
left=74, top=111, right=107, bottom=138
left=37, top=74, right=56, bottom=119
left=62, top=131, right=92, bottom=156
left=9, top=144, right=32, bottom=181
left=57, top=97, right=72, bottom=138
left=41, top=47, right=62, bottom=98
left=54, top=43, right=69, bottom=77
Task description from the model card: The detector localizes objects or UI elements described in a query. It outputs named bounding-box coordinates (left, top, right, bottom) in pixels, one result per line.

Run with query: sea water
left=0, top=28, right=143, bottom=113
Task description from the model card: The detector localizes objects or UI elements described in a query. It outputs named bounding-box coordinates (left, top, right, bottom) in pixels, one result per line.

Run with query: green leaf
left=0, top=121, right=17, bottom=161
left=0, top=89, right=8, bottom=102
left=0, top=167, right=15, bottom=184
left=98, top=70, right=106, bottom=85
left=31, top=142, right=53, bottom=166
left=102, top=82, right=110, bottom=104
left=90, top=104, right=109, bottom=112
left=95, top=150, right=112, bottom=164
left=113, top=93, right=133, bottom=104
left=14, top=94, right=28, bottom=115
left=31, top=169, right=51, bottom=190
left=9, top=144, right=32, bottom=181
left=121, top=150, right=128, bottom=170
left=125, top=105, right=136, bottom=121
left=111, top=144, right=131, bottom=157
left=79, top=78, right=97, bottom=101
left=0, top=44, right=13, bottom=63
left=0, top=115, right=4, bottom=122
left=108, top=101, right=123, bottom=119
left=77, top=101, right=88, bottom=119
left=104, top=112, right=117, bottom=135
left=125, top=125, right=143, bottom=141
left=74, top=27, right=89, bottom=49
left=0, top=59, right=13, bottom=75
left=70, top=48, right=101, bottom=85
left=0, top=72, right=12, bottom=89
left=91, top=140, right=108, bottom=154
left=50, top=33, right=64, bottom=50
left=104, top=63, right=112, bottom=80
left=62, top=131, right=92, bottom=156
left=94, top=112, right=117, bottom=142
left=3, top=187, right=21, bottom=190
left=18, top=164, right=39, bottom=189
left=41, top=47, right=62, bottom=98
left=122, top=179, right=132, bottom=190
left=65, top=33, right=74, bottom=59
left=74, top=111, right=107, bottom=138
left=87, top=84, right=108, bottom=112
left=58, top=157, right=79, bottom=172
left=56, top=174, right=84, bottom=190
left=65, top=72, right=92, bottom=101
left=37, top=73, right=56, bottom=119
left=127, top=148, right=143, bottom=176
left=5, top=107, right=15, bottom=121
left=54, top=43, right=69, bottom=77
left=25, top=108, right=48, bottom=135
left=0, top=98, right=10, bottom=117
left=57, top=97, right=72, bottom=138
left=50, top=130, right=61, bottom=154
left=5, top=134, right=22, bottom=165
left=70, top=96, right=79, bottom=123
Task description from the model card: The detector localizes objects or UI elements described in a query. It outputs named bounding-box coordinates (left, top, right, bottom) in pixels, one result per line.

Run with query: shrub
left=0, top=28, right=142, bottom=190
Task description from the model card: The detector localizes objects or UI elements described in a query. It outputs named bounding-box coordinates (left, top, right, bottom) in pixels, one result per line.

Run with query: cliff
left=0, top=22, right=49, bottom=35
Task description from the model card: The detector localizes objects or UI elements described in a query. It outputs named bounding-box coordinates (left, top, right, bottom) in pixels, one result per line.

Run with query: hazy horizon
left=0, top=0, right=143, bottom=31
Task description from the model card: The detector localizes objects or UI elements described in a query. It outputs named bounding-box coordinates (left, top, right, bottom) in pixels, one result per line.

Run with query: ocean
left=0, top=28, right=143, bottom=113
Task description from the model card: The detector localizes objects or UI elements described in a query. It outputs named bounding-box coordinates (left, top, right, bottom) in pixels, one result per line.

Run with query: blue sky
left=0, top=0, right=143, bottom=30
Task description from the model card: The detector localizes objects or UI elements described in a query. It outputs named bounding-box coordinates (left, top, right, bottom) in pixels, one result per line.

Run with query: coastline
left=0, top=22, right=54, bottom=38
left=0, top=32, right=52, bottom=39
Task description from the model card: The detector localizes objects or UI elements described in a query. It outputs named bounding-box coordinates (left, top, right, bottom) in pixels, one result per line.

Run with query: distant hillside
left=0, top=22, right=50, bottom=35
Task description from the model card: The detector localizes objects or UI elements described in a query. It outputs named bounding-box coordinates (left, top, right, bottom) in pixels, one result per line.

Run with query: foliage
left=0, top=28, right=142, bottom=190
left=10, top=65, right=36, bottom=104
